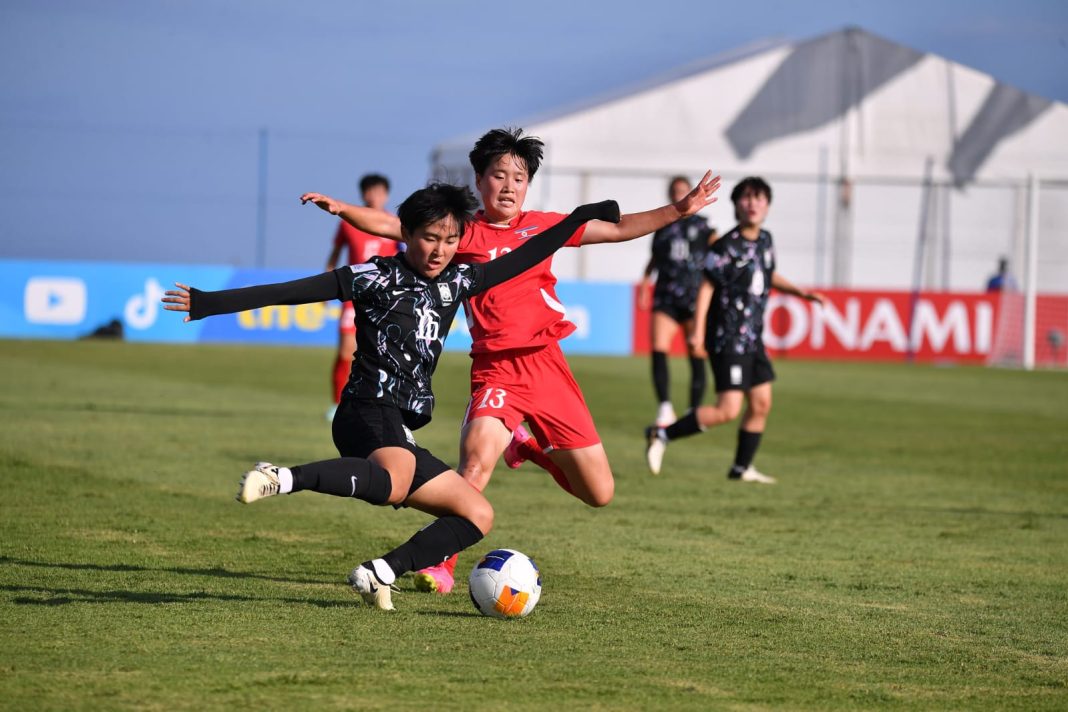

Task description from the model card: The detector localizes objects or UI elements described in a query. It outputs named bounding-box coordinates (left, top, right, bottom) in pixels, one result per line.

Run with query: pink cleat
left=413, top=563, right=454, bottom=594
left=503, top=425, right=536, bottom=470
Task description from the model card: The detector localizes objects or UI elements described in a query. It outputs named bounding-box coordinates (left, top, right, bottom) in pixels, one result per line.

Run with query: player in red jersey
left=323, top=174, right=399, bottom=422
left=301, top=128, right=719, bottom=593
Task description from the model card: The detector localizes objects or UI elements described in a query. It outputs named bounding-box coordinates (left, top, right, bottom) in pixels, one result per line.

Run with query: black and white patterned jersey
left=338, top=255, right=483, bottom=426
left=702, top=226, right=776, bottom=356
left=186, top=201, right=619, bottom=430
left=650, top=215, right=713, bottom=312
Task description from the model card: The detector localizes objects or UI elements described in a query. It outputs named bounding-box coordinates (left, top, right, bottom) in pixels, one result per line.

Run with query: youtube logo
left=24, top=277, right=87, bottom=325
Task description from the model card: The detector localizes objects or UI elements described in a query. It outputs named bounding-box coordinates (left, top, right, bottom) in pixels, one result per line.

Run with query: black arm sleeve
left=189, top=270, right=344, bottom=321
left=473, top=200, right=620, bottom=295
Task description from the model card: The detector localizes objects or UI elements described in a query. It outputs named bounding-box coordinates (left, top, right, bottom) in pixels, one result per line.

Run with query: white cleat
left=735, top=466, right=777, bottom=485
left=348, top=565, right=397, bottom=611
left=645, top=426, right=667, bottom=476
left=656, top=402, right=677, bottom=428
left=236, top=462, right=281, bottom=503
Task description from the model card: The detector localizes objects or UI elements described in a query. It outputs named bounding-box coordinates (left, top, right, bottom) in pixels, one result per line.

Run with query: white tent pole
left=815, top=146, right=828, bottom=287
left=1023, top=174, right=1040, bottom=370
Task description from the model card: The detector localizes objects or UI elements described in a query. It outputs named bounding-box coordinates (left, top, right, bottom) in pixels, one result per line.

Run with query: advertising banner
left=0, top=260, right=633, bottom=356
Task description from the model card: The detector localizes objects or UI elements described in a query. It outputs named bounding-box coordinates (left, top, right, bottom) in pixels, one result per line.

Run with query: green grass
left=1, top=339, right=1066, bottom=710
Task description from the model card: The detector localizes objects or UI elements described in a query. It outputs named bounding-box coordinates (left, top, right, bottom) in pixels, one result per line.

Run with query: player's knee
left=721, top=401, right=743, bottom=421
left=585, top=487, right=614, bottom=508
left=582, top=475, right=614, bottom=508
left=467, top=499, right=494, bottom=535
left=385, top=485, right=407, bottom=506
left=460, top=460, right=490, bottom=492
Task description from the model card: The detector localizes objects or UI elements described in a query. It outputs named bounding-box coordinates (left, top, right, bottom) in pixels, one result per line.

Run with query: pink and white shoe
left=503, top=425, right=536, bottom=470
left=413, top=563, right=454, bottom=594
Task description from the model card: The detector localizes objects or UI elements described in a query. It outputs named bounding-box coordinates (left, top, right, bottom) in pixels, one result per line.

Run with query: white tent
left=432, top=28, right=1068, bottom=293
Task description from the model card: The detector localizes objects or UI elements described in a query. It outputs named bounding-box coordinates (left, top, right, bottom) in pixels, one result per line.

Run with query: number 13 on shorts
left=475, top=388, right=508, bottom=410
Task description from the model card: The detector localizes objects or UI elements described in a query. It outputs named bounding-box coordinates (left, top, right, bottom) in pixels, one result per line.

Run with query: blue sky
left=1, top=0, right=1066, bottom=268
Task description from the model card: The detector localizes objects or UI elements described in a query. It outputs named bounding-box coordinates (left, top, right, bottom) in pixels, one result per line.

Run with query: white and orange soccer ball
left=468, top=549, right=542, bottom=619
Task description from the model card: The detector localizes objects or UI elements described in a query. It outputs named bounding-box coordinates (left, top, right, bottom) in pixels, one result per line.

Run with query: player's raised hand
left=161, top=282, right=193, bottom=323
left=675, top=171, right=721, bottom=217
left=300, top=192, right=343, bottom=215
left=804, top=291, right=826, bottom=306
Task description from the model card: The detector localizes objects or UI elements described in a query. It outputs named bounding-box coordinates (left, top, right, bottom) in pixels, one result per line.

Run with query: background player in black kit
left=162, top=184, right=619, bottom=610
left=638, top=175, right=717, bottom=428
left=644, top=177, right=822, bottom=483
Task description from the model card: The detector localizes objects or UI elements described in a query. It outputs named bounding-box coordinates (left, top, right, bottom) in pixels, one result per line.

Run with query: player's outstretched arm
left=162, top=272, right=345, bottom=322
left=580, top=171, right=720, bottom=245
left=771, top=272, right=824, bottom=304
left=473, top=200, right=621, bottom=294
left=300, top=192, right=403, bottom=241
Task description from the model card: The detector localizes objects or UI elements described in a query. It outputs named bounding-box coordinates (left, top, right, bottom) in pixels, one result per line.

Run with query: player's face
left=403, top=215, right=462, bottom=279
left=475, top=153, right=529, bottom=223
left=734, top=188, right=769, bottom=228
left=362, top=184, right=389, bottom=211
left=669, top=179, right=691, bottom=203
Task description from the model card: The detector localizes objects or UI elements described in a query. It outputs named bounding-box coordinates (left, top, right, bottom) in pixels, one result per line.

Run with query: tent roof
left=433, top=27, right=1066, bottom=185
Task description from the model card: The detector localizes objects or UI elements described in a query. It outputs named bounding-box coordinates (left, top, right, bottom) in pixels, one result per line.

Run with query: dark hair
left=359, top=173, right=390, bottom=193
left=668, top=175, right=691, bottom=196
left=396, top=183, right=478, bottom=237
left=469, top=127, right=544, bottom=180
left=731, top=176, right=772, bottom=204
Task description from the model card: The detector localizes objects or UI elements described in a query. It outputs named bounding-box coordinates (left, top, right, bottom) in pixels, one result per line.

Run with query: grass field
left=1, top=339, right=1066, bottom=710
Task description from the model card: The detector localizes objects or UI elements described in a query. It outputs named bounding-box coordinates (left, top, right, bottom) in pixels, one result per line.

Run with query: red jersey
left=334, top=220, right=399, bottom=264
left=455, top=210, right=586, bottom=354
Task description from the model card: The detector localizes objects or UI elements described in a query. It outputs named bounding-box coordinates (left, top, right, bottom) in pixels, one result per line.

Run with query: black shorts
left=710, top=346, right=776, bottom=392
left=331, top=397, right=452, bottom=499
left=652, top=301, right=696, bottom=324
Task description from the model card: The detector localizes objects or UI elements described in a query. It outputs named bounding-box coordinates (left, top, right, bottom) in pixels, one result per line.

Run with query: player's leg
left=459, top=360, right=576, bottom=495
left=644, top=351, right=749, bottom=475
left=731, top=349, right=777, bottom=483
left=457, top=414, right=513, bottom=492
left=356, top=469, right=493, bottom=610
left=517, top=368, right=612, bottom=506
left=644, top=390, right=744, bottom=475
left=412, top=408, right=510, bottom=595
left=650, top=310, right=681, bottom=426
left=544, top=444, right=614, bottom=507
left=353, top=453, right=491, bottom=610
left=235, top=446, right=415, bottom=506
left=729, top=383, right=774, bottom=483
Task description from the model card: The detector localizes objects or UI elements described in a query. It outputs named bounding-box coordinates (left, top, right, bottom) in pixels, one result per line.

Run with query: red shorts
left=463, top=342, right=600, bottom=451
left=339, top=302, right=356, bottom=335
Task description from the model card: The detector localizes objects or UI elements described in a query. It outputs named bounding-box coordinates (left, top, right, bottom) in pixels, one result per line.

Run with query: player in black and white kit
left=162, top=184, right=620, bottom=609
left=638, top=176, right=717, bottom=427
left=644, top=177, right=822, bottom=482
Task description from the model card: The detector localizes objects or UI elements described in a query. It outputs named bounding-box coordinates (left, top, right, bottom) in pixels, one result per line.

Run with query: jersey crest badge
left=437, top=283, right=454, bottom=305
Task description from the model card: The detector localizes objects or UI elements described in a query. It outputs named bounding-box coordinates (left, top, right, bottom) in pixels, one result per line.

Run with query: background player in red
left=301, top=128, right=719, bottom=594
left=324, top=173, right=398, bottom=421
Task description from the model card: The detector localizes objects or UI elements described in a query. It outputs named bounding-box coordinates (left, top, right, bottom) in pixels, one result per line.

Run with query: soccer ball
left=468, top=549, right=542, bottom=619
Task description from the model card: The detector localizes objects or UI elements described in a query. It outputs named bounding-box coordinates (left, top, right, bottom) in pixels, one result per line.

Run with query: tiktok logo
left=124, top=278, right=167, bottom=330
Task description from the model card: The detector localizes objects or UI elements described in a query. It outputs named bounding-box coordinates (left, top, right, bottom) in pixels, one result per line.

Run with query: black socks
left=689, top=356, right=707, bottom=409
left=729, top=430, right=763, bottom=477
left=652, top=351, right=670, bottom=403
left=664, top=410, right=703, bottom=441
left=290, top=457, right=393, bottom=505
left=378, top=516, right=484, bottom=578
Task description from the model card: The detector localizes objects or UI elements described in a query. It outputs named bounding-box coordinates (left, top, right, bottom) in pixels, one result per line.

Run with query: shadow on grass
left=2, top=583, right=354, bottom=608
left=0, top=555, right=336, bottom=585
left=415, top=610, right=483, bottom=619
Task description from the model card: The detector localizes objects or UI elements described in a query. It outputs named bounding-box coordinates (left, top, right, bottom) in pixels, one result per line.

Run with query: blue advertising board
left=0, top=260, right=633, bottom=355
